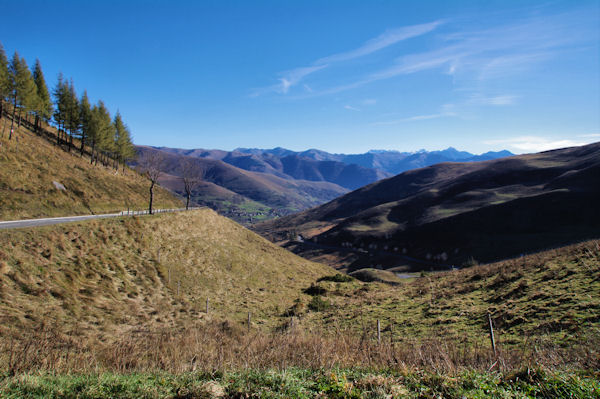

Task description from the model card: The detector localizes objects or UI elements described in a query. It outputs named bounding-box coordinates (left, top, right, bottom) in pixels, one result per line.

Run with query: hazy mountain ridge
left=254, top=142, right=600, bottom=271
left=235, top=146, right=513, bottom=175
left=159, top=145, right=513, bottom=189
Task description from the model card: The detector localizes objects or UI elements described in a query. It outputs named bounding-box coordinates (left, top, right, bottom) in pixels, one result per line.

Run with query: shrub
left=308, top=296, right=332, bottom=312
left=318, top=274, right=354, bottom=283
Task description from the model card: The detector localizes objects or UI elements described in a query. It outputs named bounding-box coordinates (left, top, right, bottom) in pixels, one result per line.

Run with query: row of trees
left=0, top=42, right=135, bottom=170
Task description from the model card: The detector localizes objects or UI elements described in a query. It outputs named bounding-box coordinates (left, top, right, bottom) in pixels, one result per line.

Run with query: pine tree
left=32, top=59, right=52, bottom=133
left=0, top=42, right=9, bottom=122
left=93, top=100, right=114, bottom=166
left=65, top=79, right=80, bottom=151
left=0, top=43, right=10, bottom=139
left=113, top=111, right=135, bottom=171
left=53, top=73, right=68, bottom=146
left=8, top=52, right=37, bottom=139
left=79, top=90, right=92, bottom=155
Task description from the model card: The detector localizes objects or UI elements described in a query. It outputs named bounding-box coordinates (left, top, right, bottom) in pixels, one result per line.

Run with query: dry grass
left=0, top=115, right=182, bottom=220
left=2, top=318, right=597, bottom=376
left=0, top=209, right=333, bottom=338
left=0, top=213, right=597, bottom=376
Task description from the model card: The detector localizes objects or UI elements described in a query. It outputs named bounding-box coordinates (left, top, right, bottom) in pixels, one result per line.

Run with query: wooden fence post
left=487, top=313, right=496, bottom=356
left=177, top=280, right=180, bottom=296
left=247, top=312, right=251, bottom=333
left=206, top=298, right=209, bottom=314
left=377, top=320, right=381, bottom=344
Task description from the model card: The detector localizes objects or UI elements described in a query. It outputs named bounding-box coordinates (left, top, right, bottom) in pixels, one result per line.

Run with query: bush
left=318, top=274, right=354, bottom=283
left=303, top=284, right=328, bottom=296
left=308, top=296, right=332, bottom=312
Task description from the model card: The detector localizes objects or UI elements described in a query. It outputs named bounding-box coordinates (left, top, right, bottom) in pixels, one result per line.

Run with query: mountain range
left=147, top=145, right=513, bottom=223
left=254, top=142, right=600, bottom=272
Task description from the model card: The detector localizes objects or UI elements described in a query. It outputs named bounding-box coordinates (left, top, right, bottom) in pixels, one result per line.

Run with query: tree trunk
left=149, top=181, right=155, bottom=215
left=80, top=133, right=85, bottom=156
left=90, top=142, right=96, bottom=164
left=186, top=192, right=190, bottom=210
left=9, top=97, right=16, bottom=140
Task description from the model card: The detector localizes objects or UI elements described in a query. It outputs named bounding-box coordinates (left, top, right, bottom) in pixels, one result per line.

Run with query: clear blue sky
left=1, top=0, right=599, bottom=154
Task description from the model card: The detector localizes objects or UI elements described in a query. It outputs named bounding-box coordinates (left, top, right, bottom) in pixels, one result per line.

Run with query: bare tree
left=137, top=150, right=166, bottom=214
left=180, top=158, right=202, bottom=210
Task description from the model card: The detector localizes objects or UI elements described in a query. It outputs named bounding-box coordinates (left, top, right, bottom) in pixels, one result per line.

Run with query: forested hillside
left=0, top=42, right=182, bottom=219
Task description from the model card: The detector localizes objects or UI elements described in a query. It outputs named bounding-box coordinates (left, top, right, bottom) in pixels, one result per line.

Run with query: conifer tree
left=53, top=73, right=68, bottom=146
left=8, top=52, right=37, bottom=139
left=93, top=100, right=114, bottom=165
left=0, top=44, right=9, bottom=139
left=113, top=111, right=135, bottom=171
left=79, top=90, right=92, bottom=155
left=32, top=59, right=52, bottom=133
left=0, top=42, right=9, bottom=122
left=65, top=79, right=80, bottom=151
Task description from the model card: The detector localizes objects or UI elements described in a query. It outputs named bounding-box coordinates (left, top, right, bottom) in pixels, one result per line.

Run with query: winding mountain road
left=0, top=208, right=197, bottom=230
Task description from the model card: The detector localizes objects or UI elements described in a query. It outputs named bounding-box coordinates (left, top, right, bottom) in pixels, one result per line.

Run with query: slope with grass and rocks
left=296, top=239, right=600, bottom=354
left=0, top=209, right=333, bottom=341
left=0, top=120, right=182, bottom=221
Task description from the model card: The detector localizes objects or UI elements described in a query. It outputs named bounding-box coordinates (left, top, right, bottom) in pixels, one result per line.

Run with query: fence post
left=377, top=320, right=381, bottom=344
left=206, top=297, right=209, bottom=314
left=177, top=280, right=180, bottom=296
left=487, top=313, right=496, bottom=356
left=247, top=312, right=251, bottom=333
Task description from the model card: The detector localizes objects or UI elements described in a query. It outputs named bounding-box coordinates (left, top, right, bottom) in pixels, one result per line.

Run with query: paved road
left=0, top=208, right=197, bottom=230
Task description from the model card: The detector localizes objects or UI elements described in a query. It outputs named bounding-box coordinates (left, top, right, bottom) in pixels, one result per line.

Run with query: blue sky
left=1, top=0, right=599, bottom=154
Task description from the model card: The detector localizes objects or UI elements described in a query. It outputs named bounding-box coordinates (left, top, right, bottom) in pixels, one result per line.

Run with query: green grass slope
left=0, top=120, right=182, bottom=220
left=298, top=240, right=600, bottom=351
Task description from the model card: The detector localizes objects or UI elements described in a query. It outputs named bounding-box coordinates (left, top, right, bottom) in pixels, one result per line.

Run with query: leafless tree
left=137, top=150, right=166, bottom=214
left=180, top=158, right=202, bottom=210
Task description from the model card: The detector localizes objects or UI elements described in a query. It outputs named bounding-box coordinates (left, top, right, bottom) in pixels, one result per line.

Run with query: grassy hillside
left=297, top=239, right=600, bottom=352
left=256, top=143, right=600, bottom=270
left=0, top=120, right=182, bottom=220
left=0, top=209, right=333, bottom=339
left=1, top=212, right=596, bottom=368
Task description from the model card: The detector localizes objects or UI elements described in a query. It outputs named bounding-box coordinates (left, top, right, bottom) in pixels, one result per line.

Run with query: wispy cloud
left=483, top=136, right=595, bottom=152
left=467, top=94, right=517, bottom=106
left=372, top=111, right=456, bottom=126
left=315, top=21, right=443, bottom=65
left=318, top=8, right=595, bottom=95
left=251, top=21, right=443, bottom=96
left=344, top=105, right=360, bottom=111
